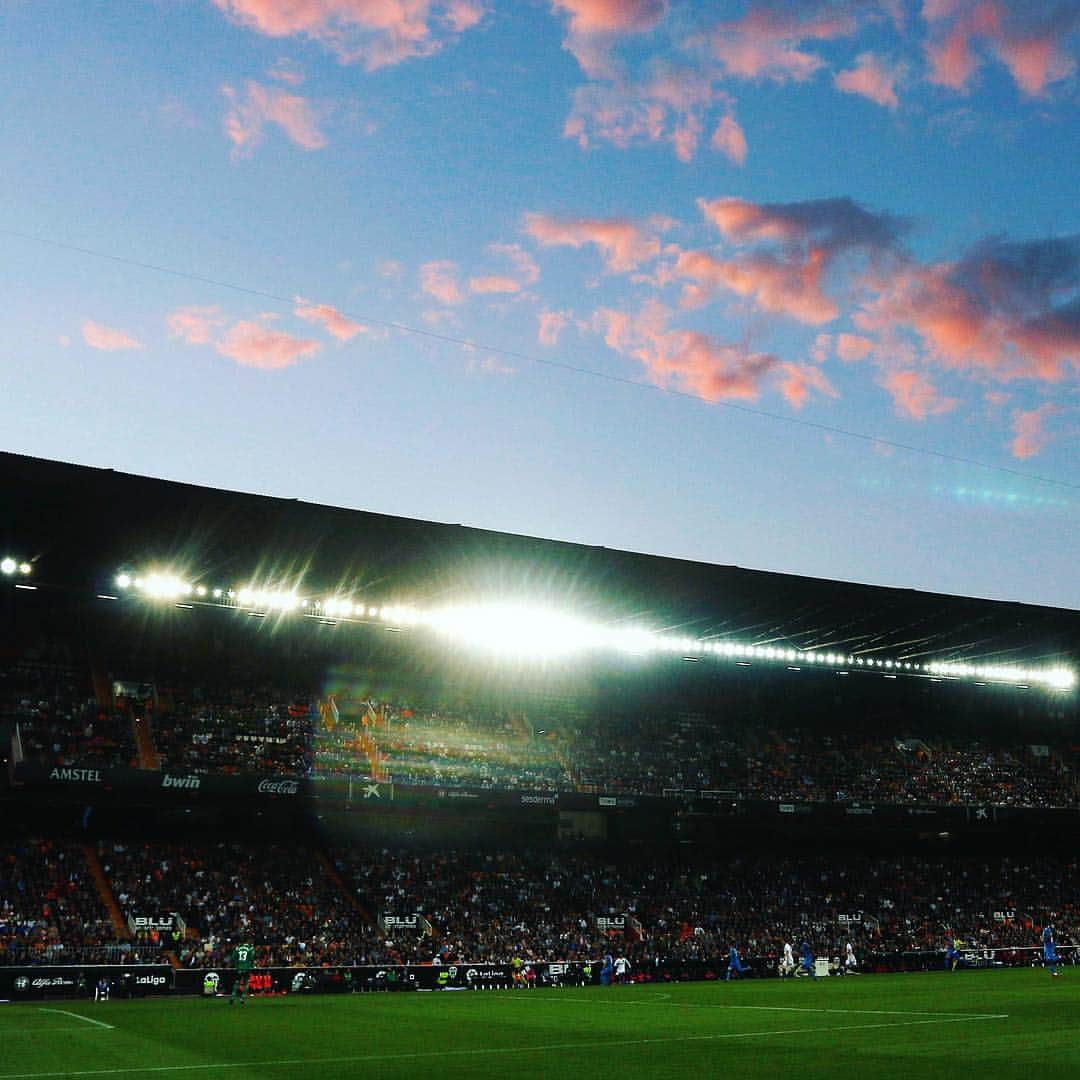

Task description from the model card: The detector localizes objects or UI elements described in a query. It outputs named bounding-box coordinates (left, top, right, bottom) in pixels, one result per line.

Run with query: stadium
left=1, top=450, right=1078, bottom=1079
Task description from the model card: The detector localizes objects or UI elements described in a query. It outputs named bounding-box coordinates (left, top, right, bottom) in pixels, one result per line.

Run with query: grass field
left=2, top=970, right=1078, bottom=1079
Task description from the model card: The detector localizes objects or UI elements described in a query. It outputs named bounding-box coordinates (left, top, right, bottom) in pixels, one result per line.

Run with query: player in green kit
left=229, top=941, right=256, bottom=1005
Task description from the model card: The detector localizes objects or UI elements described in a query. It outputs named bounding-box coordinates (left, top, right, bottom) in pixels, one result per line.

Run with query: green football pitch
left=2, top=971, right=1078, bottom=1080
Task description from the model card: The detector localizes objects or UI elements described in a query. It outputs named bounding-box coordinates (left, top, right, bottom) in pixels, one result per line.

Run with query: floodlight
left=212, top=588, right=222, bottom=599
left=0, top=558, right=15, bottom=575
left=17, top=562, right=31, bottom=576
left=196, top=586, right=207, bottom=597
left=427, top=603, right=604, bottom=659
left=116, top=573, right=132, bottom=589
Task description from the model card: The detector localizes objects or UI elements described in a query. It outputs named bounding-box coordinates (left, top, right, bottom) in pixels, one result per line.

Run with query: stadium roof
left=2, top=451, right=1077, bottom=672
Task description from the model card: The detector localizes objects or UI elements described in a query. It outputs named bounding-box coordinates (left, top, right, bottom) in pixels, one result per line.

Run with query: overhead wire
left=1, top=225, right=1076, bottom=492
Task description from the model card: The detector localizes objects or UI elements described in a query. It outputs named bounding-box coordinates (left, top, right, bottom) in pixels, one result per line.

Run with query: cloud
left=420, top=260, right=464, bottom=304
left=700, top=195, right=907, bottom=250
left=777, top=361, right=839, bottom=408
left=856, top=235, right=1080, bottom=382
left=212, top=0, right=487, bottom=71
left=223, top=81, right=327, bottom=155
left=469, top=243, right=541, bottom=294
left=923, top=2, right=1079, bottom=97
left=674, top=196, right=906, bottom=324
left=882, top=369, right=959, bottom=418
left=167, top=306, right=225, bottom=345
left=294, top=299, right=367, bottom=340
left=468, top=275, right=521, bottom=295
left=671, top=247, right=838, bottom=324
left=538, top=309, right=572, bottom=346
left=563, top=65, right=736, bottom=162
left=710, top=112, right=748, bottom=163
left=168, top=306, right=320, bottom=369
left=216, top=320, right=320, bottom=369
left=1010, top=402, right=1058, bottom=458
left=549, top=0, right=668, bottom=78
left=81, top=320, right=142, bottom=351
left=835, top=332, right=874, bottom=361
left=525, top=213, right=663, bottom=272
left=594, top=299, right=778, bottom=402
left=709, top=3, right=859, bottom=83
left=835, top=52, right=901, bottom=108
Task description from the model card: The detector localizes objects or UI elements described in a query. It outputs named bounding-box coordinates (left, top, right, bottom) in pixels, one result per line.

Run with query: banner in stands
left=379, top=913, right=433, bottom=936
left=13, top=763, right=308, bottom=801
left=172, top=962, right=591, bottom=996
left=12, top=763, right=1074, bottom=827
left=127, top=913, right=186, bottom=936
left=0, top=965, right=173, bottom=1000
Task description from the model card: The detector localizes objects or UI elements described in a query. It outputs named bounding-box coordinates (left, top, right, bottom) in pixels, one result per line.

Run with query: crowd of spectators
left=5, top=838, right=1075, bottom=971
left=3, top=661, right=136, bottom=769
left=96, top=839, right=366, bottom=969
left=0, top=840, right=117, bottom=965
left=6, top=660, right=1076, bottom=809
left=147, top=690, right=315, bottom=776
left=333, top=845, right=1078, bottom=970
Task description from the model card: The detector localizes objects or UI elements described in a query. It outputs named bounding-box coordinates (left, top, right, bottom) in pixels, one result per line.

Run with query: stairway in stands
left=134, top=714, right=160, bottom=770
left=83, top=844, right=130, bottom=940
left=316, top=850, right=374, bottom=924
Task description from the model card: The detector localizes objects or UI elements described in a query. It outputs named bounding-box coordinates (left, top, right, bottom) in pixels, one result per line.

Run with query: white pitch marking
left=0, top=1012, right=1008, bottom=1078
left=551, top=996, right=1007, bottom=1019
left=35, top=1009, right=115, bottom=1030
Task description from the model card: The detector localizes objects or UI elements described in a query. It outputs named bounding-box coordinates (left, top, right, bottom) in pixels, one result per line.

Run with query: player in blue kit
left=1042, top=923, right=1061, bottom=978
left=726, top=944, right=750, bottom=981
left=798, top=941, right=816, bottom=978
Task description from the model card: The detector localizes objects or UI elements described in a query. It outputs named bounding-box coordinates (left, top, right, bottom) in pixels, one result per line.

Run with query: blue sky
left=1, top=1, right=1077, bottom=608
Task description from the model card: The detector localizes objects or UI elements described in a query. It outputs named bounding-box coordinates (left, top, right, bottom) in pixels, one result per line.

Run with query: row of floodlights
left=112, top=571, right=1076, bottom=691
left=114, top=573, right=417, bottom=621
left=1, top=557, right=33, bottom=577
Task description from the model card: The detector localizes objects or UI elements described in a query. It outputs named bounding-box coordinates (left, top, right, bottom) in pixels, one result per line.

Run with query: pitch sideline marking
left=548, top=995, right=1007, bottom=1019
left=0, top=1012, right=1009, bottom=1078
left=36, top=1009, right=115, bottom=1030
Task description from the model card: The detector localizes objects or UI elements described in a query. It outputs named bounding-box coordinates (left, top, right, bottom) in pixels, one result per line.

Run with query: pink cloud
left=468, top=275, right=521, bottom=295
left=550, top=0, right=668, bottom=78
left=777, top=361, right=839, bottom=409
left=294, top=299, right=367, bottom=340
left=594, top=299, right=778, bottom=402
left=923, top=2, right=1078, bottom=97
left=882, top=369, right=959, bottom=419
left=563, top=67, right=735, bottom=161
left=856, top=235, right=1080, bottom=382
left=1010, top=402, right=1058, bottom=458
left=672, top=247, right=838, bottom=324
left=167, top=306, right=224, bottom=346
left=711, top=113, right=748, bottom=164
left=212, top=1, right=485, bottom=71
left=216, top=320, right=320, bottom=370
left=709, top=5, right=858, bottom=83
left=700, top=195, right=905, bottom=250
left=223, top=81, right=327, bottom=155
left=81, top=320, right=142, bottom=351
left=444, top=0, right=486, bottom=33
left=538, top=309, right=572, bottom=346
left=835, top=52, right=901, bottom=108
left=835, top=332, right=874, bottom=361
left=525, top=213, right=662, bottom=272
left=477, top=243, right=540, bottom=291
left=995, top=31, right=1077, bottom=97
left=550, top=0, right=666, bottom=35
left=420, top=260, right=464, bottom=304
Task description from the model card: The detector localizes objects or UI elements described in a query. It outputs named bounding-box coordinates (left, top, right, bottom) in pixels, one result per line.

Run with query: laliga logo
left=257, top=779, right=299, bottom=795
